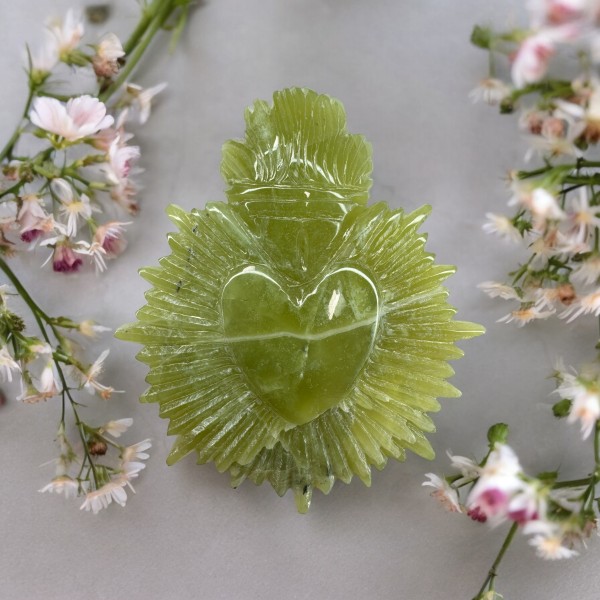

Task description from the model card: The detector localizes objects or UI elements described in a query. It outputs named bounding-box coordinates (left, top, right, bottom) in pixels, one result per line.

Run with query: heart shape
left=221, top=266, right=380, bottom=425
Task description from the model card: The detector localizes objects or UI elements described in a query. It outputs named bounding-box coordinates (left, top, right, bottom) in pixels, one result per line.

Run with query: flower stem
left=472, top=522, right=519, bottom=600
left=99, top=0, right=178, bottom=103
left=0, top=83, right=36, bottom=163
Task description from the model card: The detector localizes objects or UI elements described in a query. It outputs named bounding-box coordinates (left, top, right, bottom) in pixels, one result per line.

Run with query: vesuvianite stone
left=222, top=265, right=379, bottom=425
left=117, top=87, right=484, bottom=512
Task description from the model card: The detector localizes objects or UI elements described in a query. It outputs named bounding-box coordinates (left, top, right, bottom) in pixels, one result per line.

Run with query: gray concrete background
left=0, top=1, right=597, bottom=599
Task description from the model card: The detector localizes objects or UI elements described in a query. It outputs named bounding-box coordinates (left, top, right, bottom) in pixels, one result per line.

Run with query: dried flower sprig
left=0, top=0, right=193, bottom=512
left=425, top=2, right=600, bottom=597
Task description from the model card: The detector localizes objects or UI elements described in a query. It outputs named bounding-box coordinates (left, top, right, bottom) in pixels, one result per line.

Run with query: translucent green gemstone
left=117, top=88, right=484, bottom=512
left=222, top=263, right=379, bottom=425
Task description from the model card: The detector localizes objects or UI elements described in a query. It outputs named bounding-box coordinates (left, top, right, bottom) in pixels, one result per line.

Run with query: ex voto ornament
left=117, top=88, right=483, bottom=512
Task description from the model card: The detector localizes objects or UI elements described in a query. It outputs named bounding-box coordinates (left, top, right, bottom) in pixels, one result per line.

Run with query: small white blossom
left=525, top=520, right=579, bottom=560
left=482, top=213, right=522, bottom=243
left=446, top=451, right=480, bottom=486
left=30, top=95, right=114, bottom=143
left=125, top=82, right=167, bottom=124
left=556, top=372, right=600, bottom=439
left=478, top=281, right=521, bottom=301
left=93, top=33, right=125, bottom=77
left=47, top=9, right=84, bottom=58
left=80, top=479, right=128, bottom=514
left=39, top=475, right=78, bottom=499
left=76, top=349, right=115, bottom=398
left=469, top=78, right=511, bottom=105
left=104, top=138, right=140, bottom=185
left=102, top=418, right=133, bottom=438
left=30, top=35, right=59, bottom=74
left=0, top=345, right=21, bottom=382
left=560, top=290, right=600, bottom=321
left=571, top=254, right=600, bottom=285
left=497, top=305, right=555, bottom=326
left=422, top=473, right=462, bottom=513
left=78, top=320, right=111, bottom=338
left=56, top=187, right=92, bottom=237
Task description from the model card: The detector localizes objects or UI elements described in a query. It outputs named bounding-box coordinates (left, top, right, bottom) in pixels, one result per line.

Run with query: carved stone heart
left=221, top=267, right=380, bottom=425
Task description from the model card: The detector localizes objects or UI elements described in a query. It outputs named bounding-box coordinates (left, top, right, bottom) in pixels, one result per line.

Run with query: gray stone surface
left=0, top=1, right=596, bottom=599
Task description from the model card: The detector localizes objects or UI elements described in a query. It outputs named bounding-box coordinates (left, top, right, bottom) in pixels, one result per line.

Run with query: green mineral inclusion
left=118, top=87, right=484, bottom=511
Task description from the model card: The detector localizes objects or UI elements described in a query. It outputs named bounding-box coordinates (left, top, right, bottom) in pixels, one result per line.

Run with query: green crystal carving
left=116, top=88, right=484, bottom=512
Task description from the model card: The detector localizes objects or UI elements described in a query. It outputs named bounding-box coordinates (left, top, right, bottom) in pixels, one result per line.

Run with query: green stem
left=0, top=256, right=99, bottom=486
left=472, top=522, right=519, bottom=600
left=99, top=0, right=176, bottom=103
left=0, top=84, right=36, bottom=163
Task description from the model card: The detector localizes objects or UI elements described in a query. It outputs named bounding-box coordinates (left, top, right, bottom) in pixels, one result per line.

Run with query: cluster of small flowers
left=0, top=283, right=151, bottom=513
left=469, top=2, right=600, bottom=327
left=0, top=9, right=166, bottom=274
left=39, top=420, right=151, bottom=514
left=554, top=359, right=600, bottom=439
left=424, top=433, right=594, bottom=561
left=0, top=284, right=113, bottom=403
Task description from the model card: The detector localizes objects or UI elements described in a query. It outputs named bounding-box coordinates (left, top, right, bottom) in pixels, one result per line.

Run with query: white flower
left=78, top=320, right=111, bottom=338
left=102, top=418, right=133, bottom=438
left=556, top=375, right=600, bottom=439
left=478, top=281, right=521, bottom=301
left=93, top=221, right=130, bottom=259
left=497, top=305, right=555, bottom=326
left=74, top=240, right=108, bottom=273
left=422, top=473, right=462, bottom=513
left=62, top=193, right=93, bottom=237
left=447, top=451, right=480, bottom=486
left=39, top=475, right=78, bottom=499
left=534, top=284, right=576, bottom=310
left=482, top=213, right=521, bottom=243
left=80, top=479, right=128, bottom=514
left=559, top=290, right=600, bottom=321
left=511, top=32, right=555, bottom=89
left=122, top=439, right=152, bottom=465
left=571, top=254, right=600, bottom=285
left=469, top=78, right=511, bottom=105
left=39, top=360, right=59, bottom=395
left=30, top=95, right=114, bottom=143
left=104, top=138, right=140, bottom=185
left=47, top=9, right=84, bottom=58
left=567, top=188, right=600, bottom=242
left=125, top=82, right=167, bottom=124
left=93, top=33, right=125, bottom=78
left=481, top=444, right=522, bottom=479
left=525, top=520, right=579, bottom=560
left=30, top=35, right=58, bottom=74
left=0, top=345, right=21, bottom=382
left=76, top=349, right=115, bottom=398
left=530, top=188, right=566, bottom=221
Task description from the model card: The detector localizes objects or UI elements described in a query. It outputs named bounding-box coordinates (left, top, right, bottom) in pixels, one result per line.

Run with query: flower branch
left=0, top=2, right=193, bottom=512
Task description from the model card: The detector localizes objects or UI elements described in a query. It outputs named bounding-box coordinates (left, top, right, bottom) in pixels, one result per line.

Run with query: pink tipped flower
left=111, top=179, right=139, bottom=215
left=18, top=194, right=47, bottom=239
left=92, top=33, right=125, bottom=78
left=105, top=138, right=141, bottom=185
left=30, top=95, right=114, bottom=143
left=511, top=33, right=555, bottom=89
left=47, top=240, right=83, bottom=273
left=93, top=221, right=130, bottom=258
